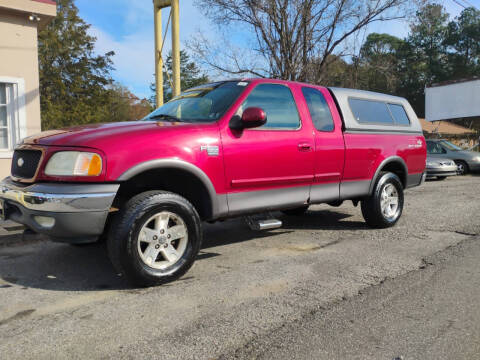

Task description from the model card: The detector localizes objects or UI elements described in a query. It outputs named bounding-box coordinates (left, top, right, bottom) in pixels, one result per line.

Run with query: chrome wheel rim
left=137, top=211, right=188, bottom=270
left=380, top=183, right=399, bottom=220
left=457, top=163, right=465, bottom=175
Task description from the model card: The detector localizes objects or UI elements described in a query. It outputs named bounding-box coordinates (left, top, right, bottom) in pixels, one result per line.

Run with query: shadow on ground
left=0, top=209, right=361, bottom=291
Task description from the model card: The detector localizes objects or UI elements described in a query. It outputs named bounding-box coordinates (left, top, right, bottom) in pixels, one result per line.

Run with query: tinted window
left=243, top=84, right=300, bottom=129
left=440, top=140, right=462, bottom=151
left=349, top=98, right=394, bottom=125
left=427, top=141, right=446, bottom=154
left=302, top=87, right=334, bottom=131
left=388, top=104, right=410, bottom=125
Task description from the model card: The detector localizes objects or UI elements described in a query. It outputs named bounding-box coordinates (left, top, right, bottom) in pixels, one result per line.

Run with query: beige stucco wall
left=0, top=12, right=42, bottom=178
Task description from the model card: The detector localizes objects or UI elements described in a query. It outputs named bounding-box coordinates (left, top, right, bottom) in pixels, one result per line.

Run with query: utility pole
left=153, top=0, right=181, bottom=108
left=171, top=0, right=181, bottom=98
left=153, top=0, right=163, bottom=107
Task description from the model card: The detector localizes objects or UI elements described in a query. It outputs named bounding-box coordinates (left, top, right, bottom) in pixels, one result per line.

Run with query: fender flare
left=117, top=159, right=224, bottom=218
left=368, top=156, right=408, bottom=195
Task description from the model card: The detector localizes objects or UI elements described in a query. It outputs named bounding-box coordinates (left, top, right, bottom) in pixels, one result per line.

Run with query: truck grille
left=11, top=149, right=42, bottom=180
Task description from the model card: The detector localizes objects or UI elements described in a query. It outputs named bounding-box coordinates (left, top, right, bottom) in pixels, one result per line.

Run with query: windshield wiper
left=147, top=114, right=181, bottom=122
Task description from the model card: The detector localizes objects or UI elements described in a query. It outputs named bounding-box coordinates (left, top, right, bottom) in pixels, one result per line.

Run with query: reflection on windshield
left=143, top=81, right=248, bottom=123
left=440, top=140, right=462, bottom=151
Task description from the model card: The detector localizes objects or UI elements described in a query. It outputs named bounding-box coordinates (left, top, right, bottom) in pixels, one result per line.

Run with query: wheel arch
left=369, top=156, right=408, bottom=195
left=116, top=159, right=225, bottom=220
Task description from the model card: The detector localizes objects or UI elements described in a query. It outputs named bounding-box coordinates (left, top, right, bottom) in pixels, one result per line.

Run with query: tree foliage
left=38, top=0, right=151, bottom=129
left=192, top=0, right=421, bottom=82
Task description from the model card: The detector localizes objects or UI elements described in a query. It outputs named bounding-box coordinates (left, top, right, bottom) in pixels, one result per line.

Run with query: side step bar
left=244, top=214, right=283, bottom=231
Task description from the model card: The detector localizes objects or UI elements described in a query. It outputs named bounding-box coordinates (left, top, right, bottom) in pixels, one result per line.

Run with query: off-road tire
left=107, top=191, right=202, bottom=287
left=361, top=172, right=404, bottom=229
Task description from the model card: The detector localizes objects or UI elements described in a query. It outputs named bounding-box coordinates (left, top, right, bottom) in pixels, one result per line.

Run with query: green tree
left=397, top=4, right=450, bottom=117
left=38, top=0, right=117, bottom=129
left=358, top=33, right=407, bottom=95
left=445, top=7, right=480, bottom=79
left=151, top=50, right=209, bottom=106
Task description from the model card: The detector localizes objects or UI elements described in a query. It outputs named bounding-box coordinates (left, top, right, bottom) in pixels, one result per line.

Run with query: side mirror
left=230, top=107, right=267, bottom=130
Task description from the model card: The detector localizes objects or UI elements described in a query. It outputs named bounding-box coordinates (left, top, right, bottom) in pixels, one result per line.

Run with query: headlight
left=473, top=156, right=480, bottom=163
left=45, top=151, right=102, bottom=176
left=426, top=161, right=436, bottom=167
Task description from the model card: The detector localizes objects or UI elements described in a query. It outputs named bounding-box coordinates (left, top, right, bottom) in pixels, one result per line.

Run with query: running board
left=244, top=214, right=283, bottom=231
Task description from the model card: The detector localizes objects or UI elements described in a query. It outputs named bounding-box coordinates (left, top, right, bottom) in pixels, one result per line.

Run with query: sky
left=75, top=0, right=479, bottom=99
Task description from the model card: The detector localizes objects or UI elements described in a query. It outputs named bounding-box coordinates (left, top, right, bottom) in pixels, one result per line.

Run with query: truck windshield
left=143, top=81, right=248, bottom=123
left=440, top=140, right=462, bottom=151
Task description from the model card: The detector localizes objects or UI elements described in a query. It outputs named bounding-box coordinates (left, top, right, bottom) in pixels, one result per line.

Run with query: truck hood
left=23, top=121, right=208, bottom=149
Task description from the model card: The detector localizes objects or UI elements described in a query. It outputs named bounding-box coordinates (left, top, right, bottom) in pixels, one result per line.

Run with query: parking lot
left=0, top=175, right=479, bottom=359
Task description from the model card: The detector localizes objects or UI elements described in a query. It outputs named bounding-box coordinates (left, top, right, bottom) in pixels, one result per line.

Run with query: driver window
left=240, top=83, right=300, bottom=129
left=427, top=142, right=446, bottom=154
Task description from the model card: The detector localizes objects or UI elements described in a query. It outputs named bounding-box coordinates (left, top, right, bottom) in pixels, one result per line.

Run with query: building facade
left=0, top=0, right=56, bottom=178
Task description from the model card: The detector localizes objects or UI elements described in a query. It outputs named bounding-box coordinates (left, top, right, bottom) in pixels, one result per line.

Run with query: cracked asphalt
left=0, top=175, right=479, bottom=359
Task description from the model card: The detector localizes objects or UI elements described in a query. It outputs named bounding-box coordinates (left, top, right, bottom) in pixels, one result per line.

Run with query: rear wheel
left=361, top=172, right=404, bottom=228
left=455, top=160, right=469, bottom=175
left=281, top=205, right=309, bottom=216
left=107, top=191, right=202, bottom=287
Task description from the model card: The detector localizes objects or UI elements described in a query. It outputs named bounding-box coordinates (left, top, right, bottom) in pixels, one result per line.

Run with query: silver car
left=426, top=139, right=480, bottom=175
left=426, top=156, right=457, bottom=180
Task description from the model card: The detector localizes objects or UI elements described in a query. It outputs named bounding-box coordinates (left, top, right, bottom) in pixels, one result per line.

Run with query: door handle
left=297, top=143, right=312, bottom=151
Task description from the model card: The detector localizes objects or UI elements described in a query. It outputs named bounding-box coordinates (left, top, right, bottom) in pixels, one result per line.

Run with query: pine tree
left=38, top=0, right=116, bottom=129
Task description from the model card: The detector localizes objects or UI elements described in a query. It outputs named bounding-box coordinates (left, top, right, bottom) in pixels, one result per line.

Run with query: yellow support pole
left=154, top=0, right=164, bottom=107
left=171, top=0, right=181, bottom=97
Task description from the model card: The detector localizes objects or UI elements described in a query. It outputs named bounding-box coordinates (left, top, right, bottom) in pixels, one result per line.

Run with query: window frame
left=0, top=77, right=26, bottom=158
left=301, top=86, right=335, bottom=133
left=387, top=102, right=411, bottom=127
left=239, top=83, right=302, bottom=131
left=348, top=97, right=412, bottom=128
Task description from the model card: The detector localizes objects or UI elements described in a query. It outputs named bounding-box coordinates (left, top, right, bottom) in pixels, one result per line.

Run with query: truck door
left=299, top=86, right=345, bottom=203
left=220, top=82, right=315, bottom=215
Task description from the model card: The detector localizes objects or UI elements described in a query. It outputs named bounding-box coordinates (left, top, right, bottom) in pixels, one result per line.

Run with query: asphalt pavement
left=0, top=175, right=479, bottom=359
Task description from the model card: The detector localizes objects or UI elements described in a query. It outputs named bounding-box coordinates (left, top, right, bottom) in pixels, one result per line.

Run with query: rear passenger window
left=243, top=84, right=300, bottom=129
left=388, top=104, right=410, bottom=125
left=349, top=98, right=394, bottom=125
left=301, top=87, right=334, bottom=132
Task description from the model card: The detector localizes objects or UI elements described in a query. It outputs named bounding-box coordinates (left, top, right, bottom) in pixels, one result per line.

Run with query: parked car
left=0, top=79, right=426, bottom=286
left=425, top=156, right=457, bottom=180
left=426, top=139, right=480, bottom=175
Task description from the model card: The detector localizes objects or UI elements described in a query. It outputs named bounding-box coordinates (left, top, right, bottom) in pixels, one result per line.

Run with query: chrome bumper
left=0, top=178, right=119, bottom=213
left=0, top=177, right=119, bottom=242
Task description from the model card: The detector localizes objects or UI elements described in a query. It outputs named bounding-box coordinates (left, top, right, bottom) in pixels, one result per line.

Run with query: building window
left=0, top=83, right=11, bottom=149
left=0, top=80, right=24, bottom=156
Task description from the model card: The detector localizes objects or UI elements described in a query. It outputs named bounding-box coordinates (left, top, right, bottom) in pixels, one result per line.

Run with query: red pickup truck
left=0, top=79, right=426, bottom=286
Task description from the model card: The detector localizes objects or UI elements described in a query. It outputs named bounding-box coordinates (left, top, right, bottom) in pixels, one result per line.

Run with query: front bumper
left=426, top=165, right=458, bottom=178
left=0, top=177, right=119, bottom=243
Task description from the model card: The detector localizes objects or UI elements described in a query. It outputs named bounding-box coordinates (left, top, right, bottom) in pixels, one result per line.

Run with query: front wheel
left=107, top=191, right=202, bottom=287
left=455, top=160, right=469, bottom=175
left=361, top=172, right=404, bottom=228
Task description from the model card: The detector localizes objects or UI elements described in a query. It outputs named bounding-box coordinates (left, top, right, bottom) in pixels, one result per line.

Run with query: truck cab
left=0, top=78, right=426, bottom=286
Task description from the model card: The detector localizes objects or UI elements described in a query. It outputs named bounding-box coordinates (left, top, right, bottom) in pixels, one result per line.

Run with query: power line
left=451, top=0, right=480, bottom=10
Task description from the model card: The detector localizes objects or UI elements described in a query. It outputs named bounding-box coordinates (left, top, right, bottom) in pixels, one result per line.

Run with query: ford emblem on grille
left=17, top=158, right=24, bottom=167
